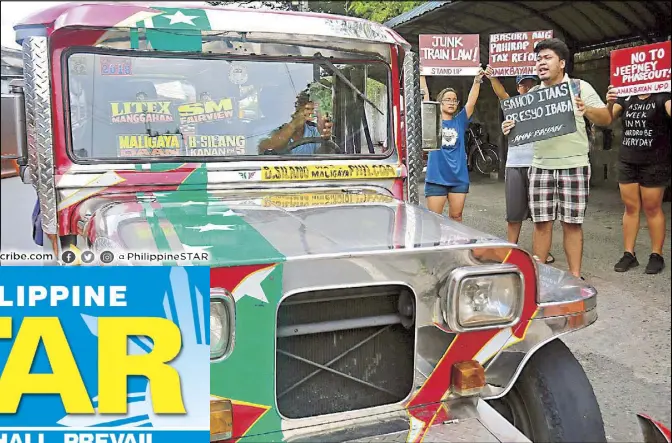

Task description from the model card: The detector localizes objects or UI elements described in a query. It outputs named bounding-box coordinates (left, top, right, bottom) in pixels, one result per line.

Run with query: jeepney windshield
left=65, top=52, right=392, bottom=161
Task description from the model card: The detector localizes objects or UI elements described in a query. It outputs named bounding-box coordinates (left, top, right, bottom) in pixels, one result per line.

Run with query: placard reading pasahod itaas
left=500, top=82, right=577, bottom=147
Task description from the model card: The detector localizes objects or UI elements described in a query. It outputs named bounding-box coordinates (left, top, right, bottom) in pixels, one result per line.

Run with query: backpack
left=529, top=79, right=596, bottom=150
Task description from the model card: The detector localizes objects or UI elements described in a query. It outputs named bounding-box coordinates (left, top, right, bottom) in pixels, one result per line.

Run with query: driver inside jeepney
left=257, top=89, right=334, bottom=155
left=66, top=53, right=389, bottom=160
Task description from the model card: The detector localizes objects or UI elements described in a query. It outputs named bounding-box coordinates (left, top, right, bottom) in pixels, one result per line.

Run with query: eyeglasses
left=441, top=99, right=459, bottom=104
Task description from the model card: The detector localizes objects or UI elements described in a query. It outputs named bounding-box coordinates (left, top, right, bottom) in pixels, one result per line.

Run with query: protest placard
left=488, top=30, right=553, bottom=76
left=0, top=266, right=210, bottom=443
left=419, top=34, right=480, bottom=76
left=610, top=41, right=671, bottom=96
left=500, top=82, right=577, bottom=147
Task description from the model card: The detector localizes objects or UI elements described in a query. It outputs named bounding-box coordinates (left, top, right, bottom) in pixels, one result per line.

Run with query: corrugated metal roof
left=385, top=1, right=671, bottom=52
left=1, top=46, right=23, bottom=70
left=384, top=1, right=451, bottom=29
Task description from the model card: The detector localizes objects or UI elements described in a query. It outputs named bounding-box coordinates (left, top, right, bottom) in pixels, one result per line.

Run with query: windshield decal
left=100, top=56, right=132, bottom=76
left=178, top=98, right=234, bottom=124
left=186, top=135, right=246, bottom=156
left=261, top=164, right=398, bottom=181
left=118, top=135, right=181, bottom=157
left=110, top=101, right=174, bottom=123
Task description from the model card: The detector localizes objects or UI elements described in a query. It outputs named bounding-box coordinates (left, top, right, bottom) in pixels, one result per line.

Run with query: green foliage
left=309, top=82, right=333, bottom=115
left=347, top=1, right=424, bottom=23
left=206, top=1, right=423, bottom=22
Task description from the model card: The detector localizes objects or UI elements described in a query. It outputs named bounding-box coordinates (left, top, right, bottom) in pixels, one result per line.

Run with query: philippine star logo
left=442, top=127, right=458, bottom=148
left=56, top=267, right=209, bottom=429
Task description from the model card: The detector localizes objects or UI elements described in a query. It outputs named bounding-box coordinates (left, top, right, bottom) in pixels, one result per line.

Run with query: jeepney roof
left=13, top=2, right=410, bottom=50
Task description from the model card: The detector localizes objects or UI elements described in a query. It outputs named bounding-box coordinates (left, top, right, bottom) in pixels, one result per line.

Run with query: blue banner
left=0, top=266, right=210, bottom=443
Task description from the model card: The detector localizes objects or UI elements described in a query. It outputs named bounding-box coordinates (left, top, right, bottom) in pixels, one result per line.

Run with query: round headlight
left=210, top=290, right=234, bottom=360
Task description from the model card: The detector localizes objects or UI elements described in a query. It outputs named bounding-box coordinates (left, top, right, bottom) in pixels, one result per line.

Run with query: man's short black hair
left=534, top=38, right=570, bottom=62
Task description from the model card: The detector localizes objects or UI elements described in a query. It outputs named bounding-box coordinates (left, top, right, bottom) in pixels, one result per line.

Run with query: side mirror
left=1, top=81, right=28, bottom=175
left=421, top=101, right=441, bottom=151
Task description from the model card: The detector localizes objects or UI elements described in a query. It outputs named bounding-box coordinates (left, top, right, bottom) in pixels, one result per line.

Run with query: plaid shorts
left=528, top=166, right=591, bottom=224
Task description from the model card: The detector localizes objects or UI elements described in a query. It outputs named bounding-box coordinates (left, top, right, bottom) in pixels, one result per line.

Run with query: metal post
left=403, top=51, right=422, bottom=205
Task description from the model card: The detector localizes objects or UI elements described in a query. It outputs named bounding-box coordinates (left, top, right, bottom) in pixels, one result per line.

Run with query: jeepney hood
left=77, top=189, right=503, bottom=266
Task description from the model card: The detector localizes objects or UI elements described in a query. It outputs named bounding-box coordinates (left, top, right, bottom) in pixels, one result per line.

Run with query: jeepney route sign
left=261, top=164, right=398, bottom=181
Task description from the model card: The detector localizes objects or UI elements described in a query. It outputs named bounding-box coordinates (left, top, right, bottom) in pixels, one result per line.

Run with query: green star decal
left=131, top=7, right=212, bottom=52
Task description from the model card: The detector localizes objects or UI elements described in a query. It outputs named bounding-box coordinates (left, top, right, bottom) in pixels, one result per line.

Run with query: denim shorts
left=424, top=181, right=469, bottom=197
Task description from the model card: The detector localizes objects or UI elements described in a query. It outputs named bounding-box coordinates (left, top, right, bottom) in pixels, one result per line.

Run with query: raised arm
left=484, top=65, right=509, bottom=100
left=420, top=75, right=430, bottom=102
left=605, top=84, right=623, bottom=122
left=465, top=68, right=485, bottom=119
left=575, top=80, right=612, bottom=127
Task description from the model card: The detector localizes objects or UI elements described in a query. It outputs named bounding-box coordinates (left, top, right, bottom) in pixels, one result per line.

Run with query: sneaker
left=614, top=252, right=639, bottom=272
left=645, top=253, right=665, bottom=274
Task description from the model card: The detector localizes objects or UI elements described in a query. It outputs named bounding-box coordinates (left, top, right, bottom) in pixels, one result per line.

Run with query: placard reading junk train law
left=488, top=30, right=553, bottom=76
left=419, top=34, right=480, bottom=76
left=0, top=266, right=211, bottom=443
left=500, top=82, right=577, bottom=147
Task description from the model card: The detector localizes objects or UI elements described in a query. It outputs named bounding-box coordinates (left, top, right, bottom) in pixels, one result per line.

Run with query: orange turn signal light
left=210, top=398, right=233, bottom=442
left=451, top=360, right=486, bottom=396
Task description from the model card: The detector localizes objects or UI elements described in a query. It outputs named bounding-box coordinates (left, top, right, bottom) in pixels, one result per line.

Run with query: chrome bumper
left=286, top=399, right=530, bottom=443
left=347, top=401, right=529, bottom=443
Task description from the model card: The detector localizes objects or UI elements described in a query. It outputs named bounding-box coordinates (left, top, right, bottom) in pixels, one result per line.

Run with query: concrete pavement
left=1, top=175, right=670, bottom=441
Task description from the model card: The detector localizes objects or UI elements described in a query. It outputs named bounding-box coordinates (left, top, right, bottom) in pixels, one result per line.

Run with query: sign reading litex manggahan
left=0, top=266, right=210, bottom=443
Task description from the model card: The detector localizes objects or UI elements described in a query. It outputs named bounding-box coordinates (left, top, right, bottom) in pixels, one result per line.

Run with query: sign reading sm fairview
left=419, top=34, right=480, bottom=76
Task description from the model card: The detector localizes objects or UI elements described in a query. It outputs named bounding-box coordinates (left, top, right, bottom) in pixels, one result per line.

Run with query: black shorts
left=618, top=161, right=671, bottom=188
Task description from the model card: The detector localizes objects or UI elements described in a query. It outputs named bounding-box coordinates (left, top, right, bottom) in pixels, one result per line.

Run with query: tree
left=206, top=1, right=423, bottom=21
left=346, top=1, right=424, bottom=23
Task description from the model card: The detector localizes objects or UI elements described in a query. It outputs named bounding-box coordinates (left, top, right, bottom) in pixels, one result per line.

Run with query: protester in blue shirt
left=425, top=68, right=485, bottom=221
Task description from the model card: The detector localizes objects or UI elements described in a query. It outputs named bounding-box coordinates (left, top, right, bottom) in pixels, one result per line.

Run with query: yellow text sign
left=261, top=164, right=399, bottom=182
left=262, top=193, right=395, bottom=208
left=0, top=316, right=185, bottom=415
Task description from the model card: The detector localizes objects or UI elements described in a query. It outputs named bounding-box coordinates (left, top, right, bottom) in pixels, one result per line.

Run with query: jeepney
left=5, top=2, right=670, bottom=443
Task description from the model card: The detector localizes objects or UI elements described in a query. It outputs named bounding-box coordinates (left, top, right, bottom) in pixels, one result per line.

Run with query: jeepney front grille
left=276, top=285, right=415, bottom=419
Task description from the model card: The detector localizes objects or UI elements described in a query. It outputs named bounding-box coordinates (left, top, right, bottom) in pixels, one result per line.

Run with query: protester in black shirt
left=606, top=87, right=671, bottom=274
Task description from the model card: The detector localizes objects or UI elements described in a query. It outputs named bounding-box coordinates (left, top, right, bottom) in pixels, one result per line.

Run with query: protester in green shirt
left=502, top=38, right=611, bottom=278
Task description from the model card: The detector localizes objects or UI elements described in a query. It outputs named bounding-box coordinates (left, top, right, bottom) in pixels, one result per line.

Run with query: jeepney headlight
left=444, top=265, right=524, bottom=332
left=210, top=289, right=235, bottom=360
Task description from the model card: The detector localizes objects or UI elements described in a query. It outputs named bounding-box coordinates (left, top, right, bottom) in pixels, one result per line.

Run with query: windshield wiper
left=313, top=52, right=384, bottom=116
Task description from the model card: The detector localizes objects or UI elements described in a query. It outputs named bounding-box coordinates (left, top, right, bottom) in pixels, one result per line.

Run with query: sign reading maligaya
left=0, top=266, right=210, bottom=443
left=419, top=34, right=480, bottom=76
left=500, top=82, right=577, bottom=147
